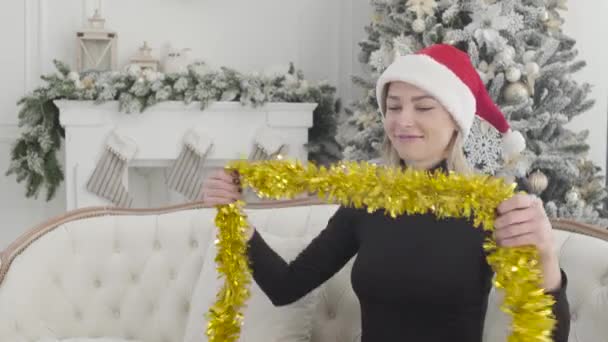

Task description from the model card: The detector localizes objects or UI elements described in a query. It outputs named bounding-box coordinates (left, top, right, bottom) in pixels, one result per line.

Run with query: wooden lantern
left=129, top=41, right=159, bottom=71
left=76, top=9, right=117, bottom=72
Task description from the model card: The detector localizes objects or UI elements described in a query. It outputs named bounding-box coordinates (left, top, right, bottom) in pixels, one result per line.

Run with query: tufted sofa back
left=1, top=199, right=607, bottom=342
left=0, top=205, right=218, bottom=342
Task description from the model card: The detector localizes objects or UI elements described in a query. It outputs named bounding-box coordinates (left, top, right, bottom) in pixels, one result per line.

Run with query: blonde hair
left=380, top=131, right=474, bottom=174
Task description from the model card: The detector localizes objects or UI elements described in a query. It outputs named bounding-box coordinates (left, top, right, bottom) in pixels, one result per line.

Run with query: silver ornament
left=540, top=10, right=550, bottom=21
left=503, top=46, right=515, bottom=60
left=412, top=19, right=426, bottom=33
left=527, top=170, right=548, bottom=195
left=506, top=67, right=522, bottom=82
left=566, top=188, right=580, bottom=205
left=503, top=82, right=530, bottom=103
left=525, top=62, right=540, bottom=76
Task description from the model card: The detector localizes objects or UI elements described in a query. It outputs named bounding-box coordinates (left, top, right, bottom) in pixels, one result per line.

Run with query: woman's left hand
left=494, top=193, right=563, bottom=291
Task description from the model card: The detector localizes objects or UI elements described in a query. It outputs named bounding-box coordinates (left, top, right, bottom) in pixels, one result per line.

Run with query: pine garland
left=6, top=61, right=342, bottom=200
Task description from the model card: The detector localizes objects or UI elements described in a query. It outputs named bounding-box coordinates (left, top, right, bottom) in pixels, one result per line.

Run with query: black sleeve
left=546, top=269, right=570, bottom=342
left=246, top=206, right=359, bottom=306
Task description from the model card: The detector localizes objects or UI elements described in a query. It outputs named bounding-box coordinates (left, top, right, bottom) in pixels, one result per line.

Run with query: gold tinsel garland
left=207, top=160, right=556, bottom=342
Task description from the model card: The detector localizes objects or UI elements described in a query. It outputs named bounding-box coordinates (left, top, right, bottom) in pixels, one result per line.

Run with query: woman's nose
left=394, top=108, right=415, bottom=126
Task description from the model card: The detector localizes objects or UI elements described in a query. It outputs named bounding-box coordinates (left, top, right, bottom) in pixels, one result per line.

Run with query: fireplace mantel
left=57, top=100, right=316, bottom=209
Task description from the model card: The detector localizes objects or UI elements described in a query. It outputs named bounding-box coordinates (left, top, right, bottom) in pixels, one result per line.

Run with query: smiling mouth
left=396, top=134, right=423, bottom=141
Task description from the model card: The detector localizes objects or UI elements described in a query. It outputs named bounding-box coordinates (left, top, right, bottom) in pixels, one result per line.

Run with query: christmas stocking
left=244, top=128, right=287, bottom=202
left=166, top=129, right=213, bottom=201
left=249, top=127, right=287, bottom=161
left=86, top=131, right=137, bottom=207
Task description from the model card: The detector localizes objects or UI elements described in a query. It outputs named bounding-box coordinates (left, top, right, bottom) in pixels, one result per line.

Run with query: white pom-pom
left=502, top=129, right=526, bottom=158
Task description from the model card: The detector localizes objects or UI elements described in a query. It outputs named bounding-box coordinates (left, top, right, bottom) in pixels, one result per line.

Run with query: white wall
left=0, top=1, right=606, bottom=249
left=562, top=0, right=608, bottom=172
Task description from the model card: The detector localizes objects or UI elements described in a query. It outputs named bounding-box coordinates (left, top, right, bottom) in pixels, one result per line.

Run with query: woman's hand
left=202, top=169, right=243, bottom=206
left=494, top=193, right=562, bottom=291
left=202, top=169, right=255, bottom=240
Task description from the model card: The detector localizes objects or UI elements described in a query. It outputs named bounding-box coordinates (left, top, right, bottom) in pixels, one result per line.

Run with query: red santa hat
left=376, top=44, right=526, bottom=159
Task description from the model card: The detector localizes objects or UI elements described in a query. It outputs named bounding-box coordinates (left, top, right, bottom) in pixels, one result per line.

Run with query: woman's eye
left=388, top=107, right=401, bottom=111
left=416, top=107, right=434, bottom=112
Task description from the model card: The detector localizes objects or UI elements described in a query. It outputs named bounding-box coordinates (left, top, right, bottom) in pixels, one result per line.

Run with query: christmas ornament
left=505, top=67, right=522, bottom=83
left=523, top=50, right=536, bottom=64
left=527, top=170, right=549, bottom=195
left=540, top=9, right=550, bottom=21
left=85, top=131, right=136, bottom=207
left=503, top=81, right=530, bottom=103
left=503, top=46, right=516, bottom=61
left=166, top=129, right=213, bottom=201
left=525, top=62, right=540, bottom=75
left=463, top=117, right=502, bottom=174
left=566, top=188, right=580, bottom=205
left=412, top=18, right=426, bottom=33
left=477, top=61, right=495, bottom=84
left=525, top=62, right=541, bottom=95
left=207, top=160, right=556, bottom=342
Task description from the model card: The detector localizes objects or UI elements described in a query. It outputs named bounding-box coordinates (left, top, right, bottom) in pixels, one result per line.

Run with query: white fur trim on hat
left=502, top=129, right=526, bottom=159
left=376, top=54, right=476, bottom=138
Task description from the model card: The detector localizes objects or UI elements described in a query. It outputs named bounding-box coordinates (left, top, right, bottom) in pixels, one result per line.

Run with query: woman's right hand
left=201, top=169, right=243, bottom=206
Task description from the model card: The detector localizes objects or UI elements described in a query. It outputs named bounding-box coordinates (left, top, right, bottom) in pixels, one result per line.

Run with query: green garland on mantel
left=6, top=60, right=342, bottom=201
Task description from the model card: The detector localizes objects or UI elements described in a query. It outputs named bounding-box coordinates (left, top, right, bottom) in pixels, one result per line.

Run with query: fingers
left=495, top=220, right=534, bottom=242
left=497, top=231, right=536, bottom=248
left=494, top=194, right=553, bottom=252
left=205, top=178, right=241, bottom=193
left=494, top=206, right=537, bottom=230
left=206, top=187, right=241, bottom=200
left=209, top=169, right=239, bottom=184
left=201, top=169, right=243, bottom=205
left=496, top=193, right=540, bottom=215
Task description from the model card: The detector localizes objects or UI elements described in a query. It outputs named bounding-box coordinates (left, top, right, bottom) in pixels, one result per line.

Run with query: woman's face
left=383, top=82, right=459, bottom=169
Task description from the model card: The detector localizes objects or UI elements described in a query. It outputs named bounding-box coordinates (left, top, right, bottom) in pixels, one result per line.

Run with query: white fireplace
left=57, top=100, right=316, bottom=210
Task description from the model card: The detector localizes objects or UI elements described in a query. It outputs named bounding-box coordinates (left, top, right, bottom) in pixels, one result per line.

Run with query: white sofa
left=0, top=198, right=607, bottom=342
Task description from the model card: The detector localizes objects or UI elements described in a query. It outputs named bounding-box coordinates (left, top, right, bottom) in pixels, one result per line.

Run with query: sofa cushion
left=184, top=207, right=328, bottom=342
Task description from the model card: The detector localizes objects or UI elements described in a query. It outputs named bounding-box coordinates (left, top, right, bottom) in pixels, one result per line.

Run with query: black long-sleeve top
left=246, top=164, right=570, bottom=342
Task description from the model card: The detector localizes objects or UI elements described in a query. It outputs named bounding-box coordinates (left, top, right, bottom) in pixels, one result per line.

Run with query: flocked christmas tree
left=337, top=0, right=608, bottom=226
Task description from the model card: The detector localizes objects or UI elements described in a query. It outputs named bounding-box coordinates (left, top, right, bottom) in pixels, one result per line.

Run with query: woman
left=202, top=44, right=570, bottom=341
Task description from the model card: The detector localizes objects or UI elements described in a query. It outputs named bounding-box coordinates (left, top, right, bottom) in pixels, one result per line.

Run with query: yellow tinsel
left=207, top=160, right=557, bottom=342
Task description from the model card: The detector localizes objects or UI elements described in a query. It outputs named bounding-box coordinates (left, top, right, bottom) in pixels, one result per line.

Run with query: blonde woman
left=202, top=44, right=569, bottom=341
